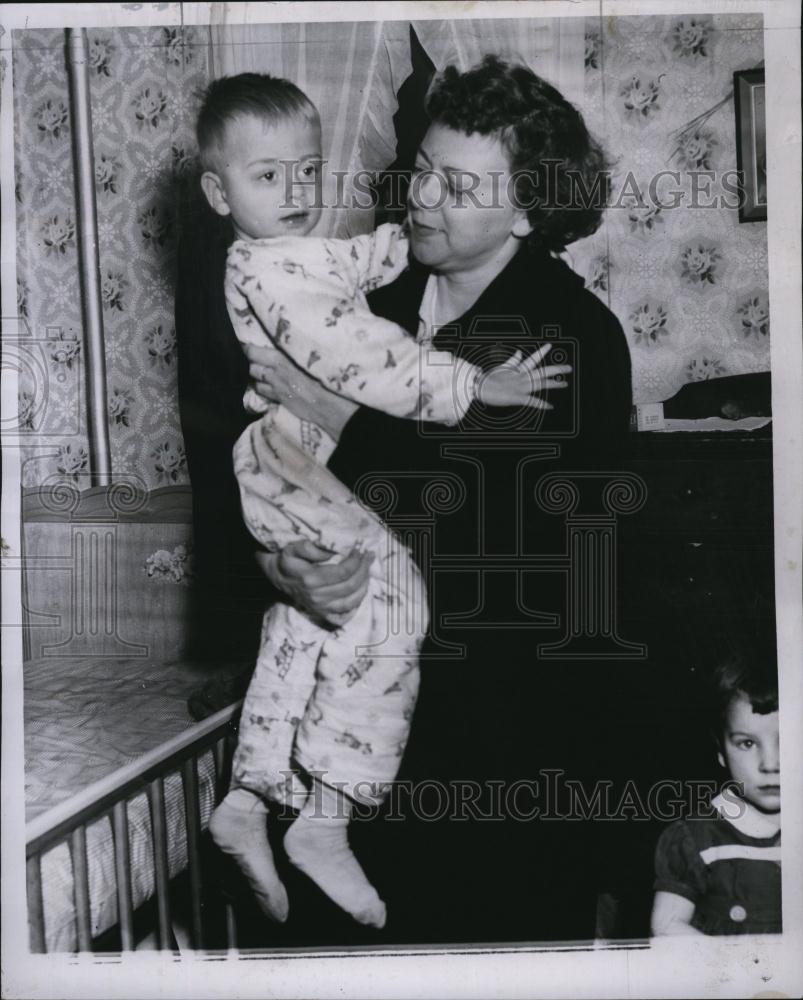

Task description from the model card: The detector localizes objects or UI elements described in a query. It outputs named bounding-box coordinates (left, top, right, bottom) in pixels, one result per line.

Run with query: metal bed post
left=65, top=26, right=111, bottom=483
left=26, top=857, right=46, bottom=954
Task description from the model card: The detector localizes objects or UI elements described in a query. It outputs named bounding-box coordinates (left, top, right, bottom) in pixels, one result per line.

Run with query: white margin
left=1, top=2, right=801, bottom=998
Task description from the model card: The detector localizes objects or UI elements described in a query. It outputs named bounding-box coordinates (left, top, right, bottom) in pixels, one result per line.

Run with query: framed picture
left=734, top=68, right=767, bottom=222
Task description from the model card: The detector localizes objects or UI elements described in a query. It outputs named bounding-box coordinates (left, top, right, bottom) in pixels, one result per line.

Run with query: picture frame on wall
left=734, top=67, right=767, bottom=222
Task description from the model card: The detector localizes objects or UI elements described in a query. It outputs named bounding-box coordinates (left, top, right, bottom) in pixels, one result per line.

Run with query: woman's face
left=407, top=123, right=532, bottom=277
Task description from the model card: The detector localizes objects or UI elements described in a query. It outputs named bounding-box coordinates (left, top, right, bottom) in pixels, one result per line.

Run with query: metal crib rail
left=69, top=827, right=92, bottom=951
left=111, top=801, right=135, bottom=950
left=181, top=758, right=204, bottom=949
left=146, top=778, right=172, bottom=950
left=26, top=701, right=241, bottom=953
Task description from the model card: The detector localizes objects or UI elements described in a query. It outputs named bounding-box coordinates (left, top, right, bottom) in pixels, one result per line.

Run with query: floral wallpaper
left=13, top=26, right=207, bottom=488
left=145, top=543, right=194, bottom=584
left=571, top=13, right=769, bottom=405
left=12, top=14, right=770, bottom=490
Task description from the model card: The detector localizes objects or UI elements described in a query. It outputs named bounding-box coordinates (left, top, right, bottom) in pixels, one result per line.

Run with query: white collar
left=417, top=274, right=438, bottom=344
left=711, top=792, right=780, bottom=839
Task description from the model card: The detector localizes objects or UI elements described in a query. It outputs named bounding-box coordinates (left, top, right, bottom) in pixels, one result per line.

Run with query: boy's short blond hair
left=196, top=73, right=319, bottom=171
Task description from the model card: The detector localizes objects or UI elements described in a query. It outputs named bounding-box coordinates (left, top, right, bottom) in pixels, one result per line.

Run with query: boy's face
left=718, top=692, right=780, bottom=814
left=203, top=113, right=322, bottom=240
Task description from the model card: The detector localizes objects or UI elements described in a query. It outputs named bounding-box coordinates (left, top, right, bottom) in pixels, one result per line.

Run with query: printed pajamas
left=225, top=224, right=481, bottom=806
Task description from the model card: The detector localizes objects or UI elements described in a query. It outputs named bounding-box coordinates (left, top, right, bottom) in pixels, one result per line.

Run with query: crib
left=22, top=481, right=251, bottom=953
left=26, top=688, right=240, bottom=953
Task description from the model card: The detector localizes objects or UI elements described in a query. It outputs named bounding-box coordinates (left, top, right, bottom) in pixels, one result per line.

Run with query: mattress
left=24, top=656, right=244, bottom=952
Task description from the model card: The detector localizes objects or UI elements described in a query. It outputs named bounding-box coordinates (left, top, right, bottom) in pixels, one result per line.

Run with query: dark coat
left=330, top=244, right=633, bottom=730
left=329, top=245, right=635, bottom=944
left=332, top=244, right=631, bottom=477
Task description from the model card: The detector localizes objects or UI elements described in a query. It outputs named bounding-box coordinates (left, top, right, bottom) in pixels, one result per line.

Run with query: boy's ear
left=200, top=171, right=231, bottom=218
left=716, top=750, right=725, bottom=769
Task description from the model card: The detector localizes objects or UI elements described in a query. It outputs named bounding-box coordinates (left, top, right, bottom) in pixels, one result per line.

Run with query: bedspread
left=24, top=657, right=245, bottom=952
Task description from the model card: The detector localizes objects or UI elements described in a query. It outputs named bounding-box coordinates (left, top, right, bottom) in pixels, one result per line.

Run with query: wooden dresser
left=619, top=428, right=775, bottom=678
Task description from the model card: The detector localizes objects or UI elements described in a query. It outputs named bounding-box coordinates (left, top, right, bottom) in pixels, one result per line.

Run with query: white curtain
left=207, top=15, right=585, bottom=238
left=411, top=16, right=585, bottom=110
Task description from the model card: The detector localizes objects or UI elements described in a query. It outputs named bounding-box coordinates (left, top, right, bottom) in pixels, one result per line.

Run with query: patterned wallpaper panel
left=12, top=15, right=771, bottom=493
left=14, top=26, right=208, bottom=489
left=570, top=13, right=769, bottom=404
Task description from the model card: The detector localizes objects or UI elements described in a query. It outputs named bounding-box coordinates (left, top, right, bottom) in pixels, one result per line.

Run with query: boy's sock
left=209, top=787, right=289, bottom=922
left=284, top=779, right=386, bottom=928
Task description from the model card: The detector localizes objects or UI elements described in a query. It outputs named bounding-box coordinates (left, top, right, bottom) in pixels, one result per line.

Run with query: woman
left=244, top=55, right=632, bottom=944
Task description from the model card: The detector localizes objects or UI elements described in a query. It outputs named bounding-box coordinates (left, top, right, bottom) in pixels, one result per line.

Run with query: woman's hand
left=478, top=343, right=572, bottom=411
left=255, top=541, right=374, bottom=628
left=244, top=343, right=357, bottom=441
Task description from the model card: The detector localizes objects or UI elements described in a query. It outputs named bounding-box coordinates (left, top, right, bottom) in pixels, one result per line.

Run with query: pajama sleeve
left=225, top=235, right=481, bottom=425
left=338, top=222, right=411, bottom=295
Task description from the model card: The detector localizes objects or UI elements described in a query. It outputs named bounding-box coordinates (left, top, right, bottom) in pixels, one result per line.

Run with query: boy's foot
left=284, top=794, right=386, bottom=929
left=209, top=788, right=289, bottom=922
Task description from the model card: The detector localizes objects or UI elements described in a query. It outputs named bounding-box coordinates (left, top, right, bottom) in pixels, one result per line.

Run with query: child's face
left=718, top=692, right=780, bottom=814
left=203, top=113, right=322, bottom=240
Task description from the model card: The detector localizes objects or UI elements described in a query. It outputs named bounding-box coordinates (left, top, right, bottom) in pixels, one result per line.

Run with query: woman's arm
left=228, top=242, right=562, bottom=426
left=650, top=891, right=704, bottom=937
left=254, top=542, right=373, bottom=628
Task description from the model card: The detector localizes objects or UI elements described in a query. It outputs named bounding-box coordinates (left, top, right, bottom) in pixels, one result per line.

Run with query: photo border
left=1, top=2, right=801, bottom=997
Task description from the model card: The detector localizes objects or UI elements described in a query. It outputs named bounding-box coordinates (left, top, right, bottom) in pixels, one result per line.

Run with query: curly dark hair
left=425, top=55, right=610, bottom=253
left=196, top=73, right=318, bottom=171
